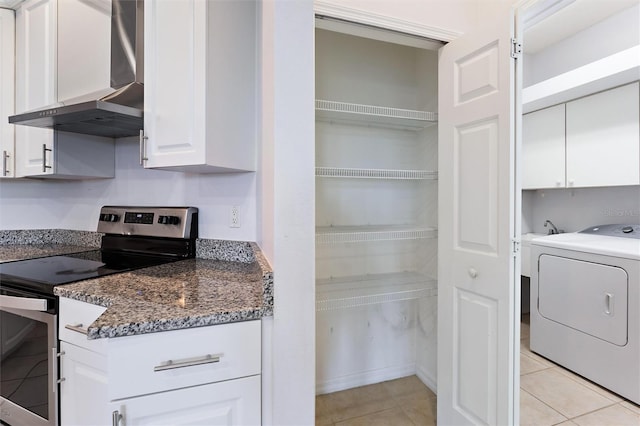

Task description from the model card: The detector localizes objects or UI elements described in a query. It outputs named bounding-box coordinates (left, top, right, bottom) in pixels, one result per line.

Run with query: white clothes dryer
left=530, top=224, right=640, bottom=404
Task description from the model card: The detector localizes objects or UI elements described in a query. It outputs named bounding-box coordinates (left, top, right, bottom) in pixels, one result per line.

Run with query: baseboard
left=416, top=364, right=437, bottom=395
left=316, top=363, right=416, bottom=395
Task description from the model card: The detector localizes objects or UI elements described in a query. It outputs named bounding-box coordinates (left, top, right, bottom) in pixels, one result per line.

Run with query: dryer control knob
left=622, top=226, right=634, bottom=234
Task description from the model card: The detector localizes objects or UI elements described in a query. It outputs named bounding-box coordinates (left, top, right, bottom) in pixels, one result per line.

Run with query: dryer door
left=538, top=254, right=628, bottom=346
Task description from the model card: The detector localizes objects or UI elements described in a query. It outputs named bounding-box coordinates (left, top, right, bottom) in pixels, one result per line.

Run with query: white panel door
left=522, top=104, right=565, bottom=189
left=143, top=0, right=206, bottom=168
left=0, top=9, right=15, bottom=178
left=566, top=82, right=640, bottom=188
left=437, top=4, right=519, bottom=425
left=14, top=0, right=57, bottom=177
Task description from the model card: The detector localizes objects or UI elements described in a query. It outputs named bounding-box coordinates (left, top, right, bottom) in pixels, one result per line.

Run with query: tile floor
left=316, top=316, right=640, bottom=425
left=316, top=375, right=437, bottom=426
left=519, top=315, right=640, bottom=426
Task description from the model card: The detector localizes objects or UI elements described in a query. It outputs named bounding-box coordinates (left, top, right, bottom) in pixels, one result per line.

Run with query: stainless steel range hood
left=9, top=0, right=144, bottom=138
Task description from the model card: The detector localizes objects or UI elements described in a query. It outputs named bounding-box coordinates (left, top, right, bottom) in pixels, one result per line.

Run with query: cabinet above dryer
left=523, top=82, right=639, bottom=190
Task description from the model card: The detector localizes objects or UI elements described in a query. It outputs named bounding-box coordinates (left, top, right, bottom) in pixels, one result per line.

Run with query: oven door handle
left=0, top=294, right=48, bottom=312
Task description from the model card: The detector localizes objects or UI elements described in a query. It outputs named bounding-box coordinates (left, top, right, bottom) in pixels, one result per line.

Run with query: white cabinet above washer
left=523, top=82, right=640, bottom=189
left=566, top=82, right=639, bottom=188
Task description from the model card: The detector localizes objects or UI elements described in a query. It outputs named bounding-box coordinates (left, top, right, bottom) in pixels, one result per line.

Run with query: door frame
left=310, top=0, right=535, bottom=423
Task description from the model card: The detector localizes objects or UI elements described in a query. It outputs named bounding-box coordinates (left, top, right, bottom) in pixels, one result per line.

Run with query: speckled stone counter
left=0, top=229, right=274, bottom=339
left=0, top=229, right=101, bottom=262
left=53, top=241, right=273, bottom=339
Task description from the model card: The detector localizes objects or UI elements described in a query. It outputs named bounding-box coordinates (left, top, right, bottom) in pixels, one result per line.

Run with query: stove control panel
left=579, top=224, right=640, bottom=239
left=97, top=206, right=198, bottom=239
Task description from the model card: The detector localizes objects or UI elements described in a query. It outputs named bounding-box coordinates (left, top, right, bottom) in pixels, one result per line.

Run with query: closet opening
left=314, top=20, right=443, bottom=424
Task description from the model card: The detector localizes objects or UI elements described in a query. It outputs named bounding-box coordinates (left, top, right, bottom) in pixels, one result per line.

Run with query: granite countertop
left=0, top=229, right=102, bottom=263
left=0, top=244, right=97, bottom=263
left=0, top=230, right=274, bottom=339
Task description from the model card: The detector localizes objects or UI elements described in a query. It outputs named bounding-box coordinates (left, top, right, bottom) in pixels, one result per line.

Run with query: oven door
left=0, top=288, right=57, bottom=426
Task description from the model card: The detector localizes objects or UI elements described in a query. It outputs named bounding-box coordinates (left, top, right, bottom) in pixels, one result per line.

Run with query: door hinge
left=511, top=238, right=521, bottom=256
left=510, top=38, right=522, bottom=59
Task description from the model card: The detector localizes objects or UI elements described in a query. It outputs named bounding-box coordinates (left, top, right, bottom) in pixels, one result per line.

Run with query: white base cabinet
left=59, top=341, right=110, bottom=426
left=58, top=298, right=261, bottom=426
left=109, top=376, right=261, bottom=426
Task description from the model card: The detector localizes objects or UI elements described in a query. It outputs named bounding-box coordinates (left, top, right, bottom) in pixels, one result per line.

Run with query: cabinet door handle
left=64, top=323, right=89, bottom=335
left=139, top=129, right=148, bottom=165
left=42, top=144, right=52, bottom=172
left=2, top=150, right=9, bottom=176
left=112, top=410, right=122, bottom=426
left=153, top=353, right=223, bottom=372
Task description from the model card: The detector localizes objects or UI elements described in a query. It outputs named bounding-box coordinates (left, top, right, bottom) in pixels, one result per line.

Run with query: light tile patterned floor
left=316, top=317, right=640, bottom=425
left=316, top=376, right=436, bottom=426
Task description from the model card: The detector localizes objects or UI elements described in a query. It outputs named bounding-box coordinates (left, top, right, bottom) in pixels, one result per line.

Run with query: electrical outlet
left=230, top=206, right=240, bottom=228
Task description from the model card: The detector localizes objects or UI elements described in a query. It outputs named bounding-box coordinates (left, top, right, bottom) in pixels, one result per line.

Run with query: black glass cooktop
left=0, top=250, right=178, bottom=295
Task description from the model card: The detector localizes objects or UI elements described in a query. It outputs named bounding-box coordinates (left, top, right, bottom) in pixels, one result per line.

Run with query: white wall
left=259, top=0, right=316, bottom=424
left=0, top=137, right=257, bottom=241
left=524, top=3, right=640, bottom=87
left=315, top=0, right=479, bottom=38
left=523, top=186, right=640, bottom=235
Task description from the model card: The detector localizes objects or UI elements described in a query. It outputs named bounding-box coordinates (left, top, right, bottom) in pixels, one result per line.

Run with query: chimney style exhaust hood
left=9, top=0, right=144, bottom=138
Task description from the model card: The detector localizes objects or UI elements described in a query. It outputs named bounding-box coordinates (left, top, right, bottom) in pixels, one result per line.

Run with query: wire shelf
left=316, top=100, right=437, bottom=129
left=316, top=272, right=438, bottom=311
left=316, top=226, right=437, bottom=244
left=316, top=167, right=438, bottom=180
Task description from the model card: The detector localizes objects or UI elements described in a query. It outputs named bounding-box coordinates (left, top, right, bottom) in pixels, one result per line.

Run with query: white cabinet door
left=59, top=341, right=110, bottom=426
left=15, top=0, right=57, bottom=177
left=143, top=0, right=257, bottom=172
left=57, top=0, right=111, bottom=102
left=0, top=9, right=15, bottom=178
left=143, top=0, right=206, bottom=169
left=522, top=104, right=565, bottom=189
left=566, top=82, right=640, bottom=188
left=110, top=375, right=261, bottom=426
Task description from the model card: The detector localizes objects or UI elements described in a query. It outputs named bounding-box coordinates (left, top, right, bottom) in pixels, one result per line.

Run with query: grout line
left=521, top=388, right=569, bottom=424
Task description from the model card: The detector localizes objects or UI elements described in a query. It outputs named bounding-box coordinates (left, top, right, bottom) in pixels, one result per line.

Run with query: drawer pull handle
left=65, top=323, right=88, bottom=335
left=154, top=353, right=223, bottom=372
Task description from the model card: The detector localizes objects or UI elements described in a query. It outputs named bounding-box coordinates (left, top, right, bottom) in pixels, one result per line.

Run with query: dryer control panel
left=580, top=224, right=640, bottom=239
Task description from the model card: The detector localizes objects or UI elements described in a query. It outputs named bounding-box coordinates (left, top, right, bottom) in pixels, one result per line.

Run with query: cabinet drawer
left=59, top=297, right=108, bottom=352
left=107, top=320, right=261, bottom=400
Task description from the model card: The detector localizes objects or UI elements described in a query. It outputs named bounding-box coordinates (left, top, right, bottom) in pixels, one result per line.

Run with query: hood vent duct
left=8, top=0, right=144, bottom=138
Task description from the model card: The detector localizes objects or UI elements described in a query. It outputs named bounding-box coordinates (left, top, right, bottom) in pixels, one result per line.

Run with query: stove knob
left=100, top=213, right=120, bottom=222
left=622, top=226, right=634, bottom=234
left=158, top=215, right=180, bottom=225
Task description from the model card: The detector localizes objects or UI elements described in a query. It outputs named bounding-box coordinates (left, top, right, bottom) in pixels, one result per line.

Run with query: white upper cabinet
left=143, top=0, right=257, bottom=173
left=13, top=0, right=115, bottom=179
left=0, top=9, right=15, bottom=178
left=522, top=104, right=565, bottom=189
left=523, top=82, right=639, bottom=190
left=14, top=0, right=57, bottom=177
left=566, top=82, right=639, bottom=188
left=57, top=0, right=111, bottom=101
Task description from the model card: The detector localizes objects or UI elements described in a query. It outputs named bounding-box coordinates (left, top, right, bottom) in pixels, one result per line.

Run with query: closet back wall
left=0, top=138, right=257, bottom=241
